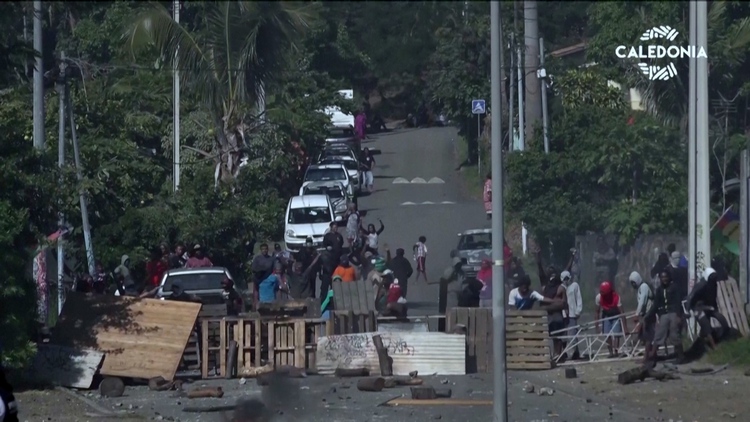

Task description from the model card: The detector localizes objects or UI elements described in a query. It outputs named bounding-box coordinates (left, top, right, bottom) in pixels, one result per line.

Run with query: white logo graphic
left=615, top=25, right=708, bottom=81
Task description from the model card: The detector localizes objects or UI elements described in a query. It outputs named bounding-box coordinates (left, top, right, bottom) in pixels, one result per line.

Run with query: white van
left=284, top=195, right=342, bottom=252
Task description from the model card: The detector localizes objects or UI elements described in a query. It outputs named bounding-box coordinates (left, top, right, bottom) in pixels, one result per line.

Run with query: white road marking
left=392, top=177, right=410, bottom=184
left=441, top=201, right=456, bottom=204
left=410, top=177, right=427, bottom=184
left=428, top=177, right=445, bottom=184
left=401, top=201, right=417, bottom=205
left=399, top=201, right=456, bottom=206
left=422, top=201, right=434, bottom=205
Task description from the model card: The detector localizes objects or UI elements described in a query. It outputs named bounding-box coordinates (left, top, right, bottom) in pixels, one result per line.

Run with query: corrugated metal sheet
left=316, top=332, right=465, bottom=376
left=377, top=322, right=429, bottom=333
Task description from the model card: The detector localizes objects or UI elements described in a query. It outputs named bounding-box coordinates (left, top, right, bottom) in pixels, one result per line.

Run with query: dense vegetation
left=1, top=1, right=749, bottom=366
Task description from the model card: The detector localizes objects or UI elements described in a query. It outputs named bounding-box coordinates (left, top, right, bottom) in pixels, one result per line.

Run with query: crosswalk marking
left=392, top=177, right=446, bottom=184
left=428, top=177, right=445, bottom=184
left=400, top=201, right=456, bottom=206
left=410, top=177, right=426, bottom=184
left=392, top=177, right=410, bottom=184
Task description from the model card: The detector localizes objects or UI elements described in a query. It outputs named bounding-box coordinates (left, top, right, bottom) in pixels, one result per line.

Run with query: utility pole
left=508, top=34, right=515, bottom=151
left=538, top=38, right=550, bottom=153
left=490, top=2, right=507, bottom=421
left=695, top=1, right=711, bottom=288
left=66, top=90, right=97, bottom=277
left=688, top=1, right=697, bottom=294
left=515, top=1, right=524, bottom=151
left=173, top=0, right=181, bottom=192
left=741, top=149, right=749, bottom=303
left=32, top=0, right=45, bottom=151
left=523, top=0, right=541, bottom=144
left=56, top=52, right=66, bottom=315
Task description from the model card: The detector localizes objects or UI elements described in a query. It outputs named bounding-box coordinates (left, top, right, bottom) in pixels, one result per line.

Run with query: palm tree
left=126, top=1, right=317, bottom=187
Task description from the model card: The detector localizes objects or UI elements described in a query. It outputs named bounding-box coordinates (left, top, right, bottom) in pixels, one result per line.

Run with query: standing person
left=534, top=249, right=567, bottom=359
left=146, top=249, right=168, bottom=288
left=412, top=235, right=429, bottom=284
left=360, top=147, right=376, bottom=193
left=293, top=238, right=319, bottom=298
left=318, top=246, right=338, bottom=300
left=561, top=270, right=582, bottom=360
left=323, top=224, right=345, bottom=258
left=258, top=263, right=285, bottom=303
left=355, top=110, right=367, bottom=140
left=645, top=269, right=685, bottom=365
left=333, top=255, right=357, bottom=282
left=185, top=244, right=213, bottom=268
left=687, top=267, right=730, bottom=349
left=385, top=247, right=413, bottom=298
left=483, top=173, right=492, bottom=220
left=251, top=244, right=276, bottom=302
left=92, top=263, right=109, bottom=295
left=363, top=219, right=385, bottom=255
left=477, top=259, right=493, bottom=308
left=667, top=243, right=688, bottom=268
left=113, top=255, right=137, bottom=296
left=668, top=250, right=690, bottom=298
left=169, top=244, right=187, bottom=269
left=273, top=243, right=292, bottom=269
left=345, top=204, right=360, bottom=247
left=650, top=252, right=670, bottom=287
left=221, top=278, right=244, bottom=316
left=594, top=281, right=628, bottom=358
left=287, top=256, right=321, bottom=300
left=630, top=271, right=656, bottom=363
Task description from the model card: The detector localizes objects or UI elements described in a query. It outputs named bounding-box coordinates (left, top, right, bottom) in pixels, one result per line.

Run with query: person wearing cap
left=630, top=271, right=656, bottom=362
left=333, top=255, right=357, bottom=283
left=366, top=256, right=388, bottom=287
left=595, top=281, right=627, bottom=358
left=385, top=247, right=413, bottom=299
left=186, top=244, right=213, bottom=268
left=561, top=269, right=582, bottom=359
left=221, top=278, right=244, bottom=316
left=687, top=267, right=730, bottom=349
left=645, top=268, right=685, bottom=364
left=273, top=243, right=292, bottom=268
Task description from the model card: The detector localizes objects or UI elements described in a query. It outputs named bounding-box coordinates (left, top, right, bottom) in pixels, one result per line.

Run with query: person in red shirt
left=186, top=244, right=214, bottom=268
left=145, top=249, right=168, bottom=288
left=503, top=239, right=513, bottom=279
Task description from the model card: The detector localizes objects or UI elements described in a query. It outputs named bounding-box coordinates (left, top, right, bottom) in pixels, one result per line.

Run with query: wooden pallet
left=199, top=317, right=327, bottom=378
left=326, top=310, right=377, bottom=335
left=332, top=279, right=377, bottom=313
left=717, top=278, right=750, bottom=336
left=446, top=308, right=553, bottom=373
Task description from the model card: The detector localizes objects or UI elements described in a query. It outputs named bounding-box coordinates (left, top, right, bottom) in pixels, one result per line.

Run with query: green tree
left=127, top=1, right=318, bottom=187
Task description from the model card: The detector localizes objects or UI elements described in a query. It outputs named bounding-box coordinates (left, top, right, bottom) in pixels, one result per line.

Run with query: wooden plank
left=506, top=347, right=551, bottom=355
left=365, top=281, right=376, bottom=311
left=51, top=294, right=201, bottom=381
left=267, top=321, right=276, bottom=367
left=475, top=308, right=488, bottom=373
left=506, top=339, right=549, bottom=347
left=332, top=281, right=345, bottom=311
left=507, top=362, right=553, bottom=370
left=728, top=279, right=750, bottom=335
left=718, top=282, right=739, bottom=331
left=340, top=282, right=352, bottom=311
left=505, top=324, right=549, bottom=332
left=506, top=310, right=548, bottom=317
left=506, top=332, right=549, bottom=340
left=506, top=354, right=551, bottom=363
left=25, top=344, right=103, bottom=389
left=386, top=398, right=492, bottom=406
left=254, top=319, right=262, bottom=367
left=295, top=320, right=306, bottom=368
left=201, top=320, right=209, bottom=378
left=219, top=319, right=227, bottom=377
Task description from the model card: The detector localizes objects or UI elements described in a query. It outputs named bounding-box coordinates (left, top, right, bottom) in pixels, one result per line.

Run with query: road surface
left=357, top=127, right=486, bottom=315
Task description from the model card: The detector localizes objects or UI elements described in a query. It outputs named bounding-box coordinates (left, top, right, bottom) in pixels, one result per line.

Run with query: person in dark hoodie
left=645, top=269, right=685, bottom=365
left=535, top=249, right=567, bottom=359
left=251, top=244, right=276, bottom=302
left=318, top=246, right=338, bottom=300
left=687, top=267, right=730, bottom=349
left=386, top=247, right=414, bottom=298
left=650, top=252, right=670, bottom=281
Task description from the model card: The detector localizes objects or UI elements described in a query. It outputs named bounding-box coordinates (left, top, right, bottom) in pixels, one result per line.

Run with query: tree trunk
left=523, top=0, right=542, bottom=146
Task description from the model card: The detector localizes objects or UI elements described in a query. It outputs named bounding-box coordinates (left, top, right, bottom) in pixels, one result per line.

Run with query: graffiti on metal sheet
left=320, top=334, right=416, bottom=366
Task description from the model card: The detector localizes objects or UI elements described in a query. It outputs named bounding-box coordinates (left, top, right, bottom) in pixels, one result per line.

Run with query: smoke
left=230, top=371, right=300, bottom=422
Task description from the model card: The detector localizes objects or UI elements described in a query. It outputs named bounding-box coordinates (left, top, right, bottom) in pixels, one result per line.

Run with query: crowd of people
left=461, top=242, right=732, bottom=366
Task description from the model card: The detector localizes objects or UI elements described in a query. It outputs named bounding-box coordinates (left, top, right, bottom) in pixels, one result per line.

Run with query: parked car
left=302, top=163, right=354, bottom=198
left=317, top=156, right=361, bottom=193
left=156, top=267, right=238, bottom=305
left=451, top=229, right=492, bottom=279
left=318, top=144, right=359, bottom=164
left=284, top=194, right=342, bottom=252
left=299, top=181, right=351, bottom=218
left=324, top=126, right=360, bottom=155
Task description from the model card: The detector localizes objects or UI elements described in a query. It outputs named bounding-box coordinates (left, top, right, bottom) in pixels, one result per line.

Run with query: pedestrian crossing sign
left=472, top=99, right=486, bottom=115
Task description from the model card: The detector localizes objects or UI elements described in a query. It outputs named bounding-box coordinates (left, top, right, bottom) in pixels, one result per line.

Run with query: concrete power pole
left=688, top=1, right=697, bottom=292
left=490, top=2, right=508, bottom=421
left=538, top=38, right=550, bottom=153
left=694, top=1, right=711, bottom=286
left=523, top=0, right=541, bottom=146
left=173, top=0, right=181, bottom=192
left=32, top=0, right=45, bottom=151
left=57, top=52, right=66, bottom=315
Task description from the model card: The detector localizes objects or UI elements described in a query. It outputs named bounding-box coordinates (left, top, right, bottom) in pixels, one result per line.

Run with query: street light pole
left=688, top=2, right=697, bottom=290
left=490, top=2, right=507, bottom=421
left=173, top=0, right=181, bottom=192
left=695, top=1, right=711, bottom=284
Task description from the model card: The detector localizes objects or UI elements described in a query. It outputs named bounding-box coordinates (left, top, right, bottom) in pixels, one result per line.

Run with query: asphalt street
left=357, top=127, right=487, bottom=315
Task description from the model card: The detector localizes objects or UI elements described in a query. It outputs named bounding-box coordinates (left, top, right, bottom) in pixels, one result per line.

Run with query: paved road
left=357, top=127, right=487, bottom=315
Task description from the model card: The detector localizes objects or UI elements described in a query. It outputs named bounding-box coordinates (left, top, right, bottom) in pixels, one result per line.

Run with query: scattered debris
left=182, top=404, right=235, bottom=413
left=537, top=387, right=554, bottom=396
left=383, top=376, right=423, bottom=388
left=565, top=368, right=577, bottom=379
left=335, top=367, right=370, bottom=377
left=148, top=376, right=183, bottom=392
left=239, top=363, right=274, bottom=378
left=187, top=386, right=224, bottom=399
left=409, top=371, right=418, bottom=378
left=721, top=411, right=737, bottom=418
left=410, top=386, right=452, bottom=400
left=357, top=377, right=386, bottom=392
left=99, top=376, right=126, bottom=398
left=522, top=381, right=535, bottom=394
left=617, top=366, right=680, bottom=385
left=385, top=398, right=492, bottom=406
left=372, top=334, right=394, bottom=376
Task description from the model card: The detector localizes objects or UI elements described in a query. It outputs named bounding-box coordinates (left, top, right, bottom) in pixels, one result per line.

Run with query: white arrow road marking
left=392, top=177, right=410, bottom=184
left=410, top=177, right=427, bottom=184
left=401, top=201, right=417, bottom=205
left=428, top=177, right=445, bottom=184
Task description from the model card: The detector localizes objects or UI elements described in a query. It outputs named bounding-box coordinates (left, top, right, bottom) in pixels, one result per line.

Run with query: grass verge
left=705, top=336, right=750, bottom=367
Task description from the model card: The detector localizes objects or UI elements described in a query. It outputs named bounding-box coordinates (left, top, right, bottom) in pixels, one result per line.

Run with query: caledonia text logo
left=615, top=25, right=708, bottom=81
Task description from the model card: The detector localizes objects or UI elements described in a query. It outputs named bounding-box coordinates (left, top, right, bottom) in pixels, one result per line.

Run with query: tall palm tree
left=126, top=1, right=317, bottom=186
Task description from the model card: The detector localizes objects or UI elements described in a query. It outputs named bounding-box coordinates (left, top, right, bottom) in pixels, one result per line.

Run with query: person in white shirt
left=561, top=270, right=582, bottom=359
left=630, top=271, right=655, bottom=363
left=508, top=276, right=555, bottom=310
